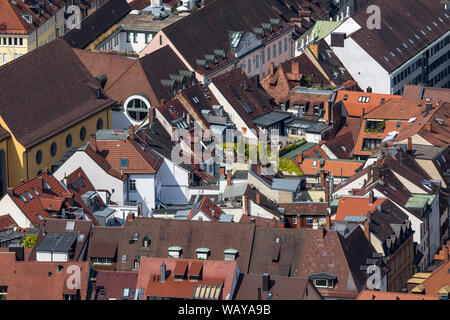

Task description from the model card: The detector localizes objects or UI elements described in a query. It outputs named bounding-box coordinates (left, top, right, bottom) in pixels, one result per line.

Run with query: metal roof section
left=252, top=111, right=292, bottom=127
left=36, top=233, right=77, bottom=252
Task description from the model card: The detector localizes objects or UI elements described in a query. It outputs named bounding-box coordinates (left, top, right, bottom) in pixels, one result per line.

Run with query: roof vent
left=270, top=18, right=282, bottom=28
left=213, top=49, right=226, bottom=59
left=261, top=23, right=273, bottom=33
left=196, top=59, right=209, bottom=69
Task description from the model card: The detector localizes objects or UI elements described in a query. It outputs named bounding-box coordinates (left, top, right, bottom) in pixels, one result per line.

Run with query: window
left=248, top=58, right=251, bottom=73
left=133, top=33, right=138, bottom=43
left=278, top=40, right=282, bottom=55
left=293, top=217, right=297, bottom=225
left=159, top=35, right=162, bottom=46
left=254, top=54, right=259, bottom=69
left=126, top=98, right=149, bottom=122
left=143, top=235, right=150, bottom=247
left=133, top=259, right=140, bottom=270
left=36, top=150, right=43, bottom=165
left=123, top=288, right=130, bottom=297
left=284, top=37, right=288, bottom=52
left=129, top=179, right=136, bottom=191
left=314, top=279, right=328, bottom=288
left=96, top=118, right=103, bottom=130
left=306, top=217, right=313, bottom=225
left=145, top=33, right=151, bottom=43
left=79, top=126, right=86, bottom=141
left=50, top=142, right=57, bottom=157
left=267, top=47, right=271, bottom=61
left=66, top=134, right=72, bottom=148
left=261, top=50, right=265, bottom=64
left=126, top=32, right=131, bottom=43
left=3, top=53, right=6, bottom=62
left=273, top=44, right=276, bottom=58
left=120, top=159, right=129, bottom=167
left=25, top=190, right=33, bottom=200
left=121, top=255, right=127, bottom=263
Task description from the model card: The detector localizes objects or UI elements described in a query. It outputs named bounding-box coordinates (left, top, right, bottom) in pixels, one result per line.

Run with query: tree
left=22, top=234, right=38, bottom=248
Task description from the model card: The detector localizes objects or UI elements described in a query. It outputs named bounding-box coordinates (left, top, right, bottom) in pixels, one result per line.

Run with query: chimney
left=270, top=62, right=275, bottom=76
left=89, top=134, right=97, bottom=152
left=297, top=154, right=303, bottom=163
left=8, top=245, right=24, bottom=261
left=160, top=99, right=166, bottom=106
left=309, top=43, right=319, bottom=60
left=148, top=107, right=155, bottom=123
left=243, top=195, right=249, bottom=216
left=63, top=174, right=68, bottom=187
left=369, top=190, right=374, bottom=205
left=126, top=212, right=134, bottom=223
left=372, top=166, right=380, bottom=181
left=424, top=122, right=431, bottom=132
left=318, top=227, right=325, bottom=239
left=128, top=125, right=135, bottom=140
left=186, top=112, right=191, bottom=125
left=138, top=202, right=143, bottom=217
left=291, top=61, right=300, bottom=75
left=37, top=176, right=44, bottom=191
left=364, top=212, right=371, bottom=241
left=226, top=170, right=231, bottom=185
left=219, top=167, right=225, bottom=178
left=320, top=171, right=326, bottom=185
left=407, top=137, right=412, bottom=153
left=20, top=179, right=25, bottom=185
left=262, top=273, right=270, bottom=291
left=257, top=287, right=262, bottom=300
left=325, top=215, right=331, bottom=229
left=160, top=262, right=166, bottom=283
left=255, top=192, right=261, bottom=204
left=324, top=180, right=329, bottom=203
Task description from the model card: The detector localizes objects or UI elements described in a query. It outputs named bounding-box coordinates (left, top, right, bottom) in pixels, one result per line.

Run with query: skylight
left=25, top=190, right=33, bottom=200
left=390, top=51, right=395, bottom=57
left=66, top=221, right=75, bottom=231
left=32, top=187, right=39, bottom=196
left=43, top=182, right=51, bottom=190
left=432, top=21, right=438, bottom=27
left=438, top=17, right=444, bottom=23
left=192, top=96, right=200, bottom=104
left=19, top=194, right=28, bottom=203
left=396, top=48, right=402, bottom=53
left=414, top=34, right=420, bottom=40
left=408, top=38, right=414, bottom=44
left=77, top=177, right=85, bottom=188
left=402, top=43, right=408, bottom=49
left=420, top=30, right=426, bottom=36
left=384, top=56, right=390, bottom=62
left=426, top=26, right=432, bottom=31
left=120, top=158, right=129, bottom=167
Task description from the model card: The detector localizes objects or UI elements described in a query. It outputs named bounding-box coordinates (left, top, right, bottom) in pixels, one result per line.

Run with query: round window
left=80, top=126, right=86, bottom=141
left=126, top=98, right=149, bottom=122
left=97, top=118, right=104, bottom=130
left=66, top=134, right=72, bottom=148
left=36, top=150, right=42, bottom=165
left=50, top=142, right=57, bottom=157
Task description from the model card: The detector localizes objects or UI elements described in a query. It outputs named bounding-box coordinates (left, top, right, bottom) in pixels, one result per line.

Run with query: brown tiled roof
left=116, top=217, right=256, bottom=272
left=63, top=0, right=131, bottom=49
left=234, top=273, right=322, bottom=300
left=402, top=85, right=450, bottom=103
left=334, top=196, right=386, bottom=222
left=0, top=0, right=65, bottom=35
left=0, top=39, right=116, bottom=148
left=321, top=131, right=354, bottom=159
left=350, top=0, right=450, bottom=73
left=244, top=185, right=280, bottom=218
left=88, top=226, right=123, bottom=262
left=161, top=0, right=292, bottom=74
left=278, top=202, right=329, bottom=216
left=10, top=171, right=72, bottom=226
left=238, top=215, right=283, bottom=228
left=0, top=253, right=89, bottom=300
left=66, top=167, right=101, bottom=225
left=0, top=214, right=18, bottom=232
left=84, top=145, right=127, bottom=181
left=211, top=68, right=275, bottom=131
left=0, top=125, right=10, bottom=142
left=186, top=196, right=225, bottom=221
left=94, top=270, right=138, bottom=300
left=298, top=158, right=364, bottom=177
left=128, top=0, right=150, bottom=10
left=136, top=257, right=237, bottom=300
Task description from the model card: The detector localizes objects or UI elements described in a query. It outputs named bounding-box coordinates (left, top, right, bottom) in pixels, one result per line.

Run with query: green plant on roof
left=319, top=197, right=324, bottom=202
left=22, top=234, right=37, bottom=248
left=279, top=139, right=306, bottom=156
left=279, top=158, right=303, bottom=176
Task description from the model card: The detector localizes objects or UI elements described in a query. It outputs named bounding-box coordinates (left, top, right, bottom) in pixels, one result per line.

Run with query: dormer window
left=224, top=248, right=238, bottom=261
left=142, top=235, right=151, bottom=248
left=22, top=14, right=32, bottom=24
left=120, top=159, right=128, bottom=167
left=196, top=248, right=210, bottom=260
left=168, top=246, right=182, bottom=258
left=309, top=273, right=337, bottom=289
left=133, top=257, right=140, bottom=270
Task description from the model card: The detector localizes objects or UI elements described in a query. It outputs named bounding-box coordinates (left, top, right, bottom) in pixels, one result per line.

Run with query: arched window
left=124, top=95, right=151, bottom=123
left=97, top=118, right=104, bottom=130
left=66, top=134, right=72, bottom=148
left=36, top=150, right=43, bottom=165
left=133, top=258, right=140, bottom=270
left=50, top=142, right=57, bottom=157
left=79, top=126, right=86, bottom=141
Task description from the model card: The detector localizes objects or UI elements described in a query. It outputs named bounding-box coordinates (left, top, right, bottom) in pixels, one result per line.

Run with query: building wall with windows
left=0, top=8, right=65, bottom=66
left=0, top=109, right=111, bottom=188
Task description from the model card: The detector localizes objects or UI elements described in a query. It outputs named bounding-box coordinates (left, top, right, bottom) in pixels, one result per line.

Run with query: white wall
left=0, top=194, right=33, bottom=228
left=128, top=173, right=156, bottom=214
left=159, top=157, right=190, bottom=205
left=53, top=151, right=126, bottom=204
left=248, top=199, right=278, bottom=220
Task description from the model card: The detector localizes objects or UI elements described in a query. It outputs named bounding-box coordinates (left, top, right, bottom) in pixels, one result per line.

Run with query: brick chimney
left=89, top=134, right=97, bottom=152
left=37, top=176, right=44, bottom=191
left=297, top=154, right=303, bottom=163
left=291, top=61, right=300, bottom=75
left=255, top=192, right=261, bottom=204
left=219, top=167, right=225, bottom=178
left=325, top=215, right=331, bottom=229
left=226, top=170, right=231, bottom=185
left=262, top=273, right=270, bottom=291
left=318, top=227, right=325, bottom=239
left=424, top=122, right=431, bottom=132
left=128, top=125, right=135, bottom=140
left=126, top=212, right=134, bottom=223
left=270, top=62, right=275, bottom=76
left=148, top=107, right=155, bottom=123
left=364, top=211, right=371, bottom=241
left=324, top=180, right=329, bottom=203
left=372, top=166, right=380, bottom=181
left=407, top=137, right=412, bottom=153
left=243, top=195, right=249, bottom=216
left=138, top=202, right=143, bottom=217
left=369, top=190, right=374, bottom=205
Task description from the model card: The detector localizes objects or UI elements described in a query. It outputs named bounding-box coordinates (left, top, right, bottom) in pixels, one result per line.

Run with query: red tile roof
left=0, top=214, right=18, bottom=231
left=0, top=253, right=89, bottom=300
left=357, top=290, right=437, bottom=300
left=334, top=90, right=401, bottom=118
left=298, top=158, right=364, bottom=177
left=84, top=145, right=127, bottom=181
left=10, top=171, right=72, bottom=226
left=136, top=257, right=237, bottom=300
left=187, top=196, right=225, bottom=221
left=334, top=196, right=386, bottom=222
